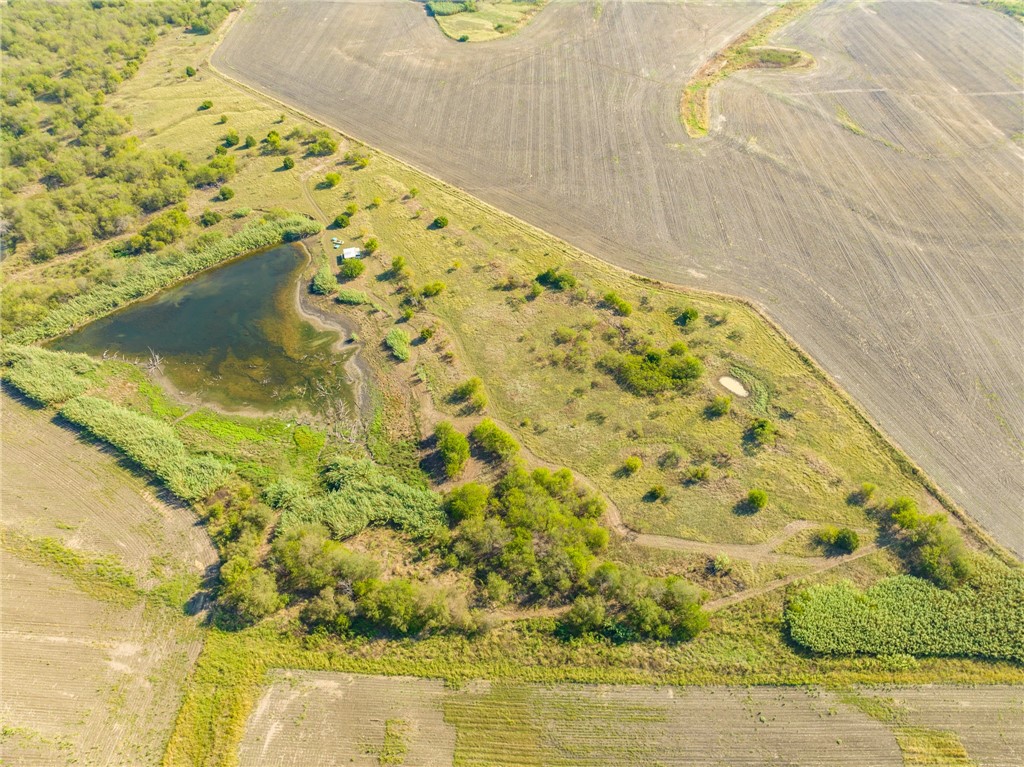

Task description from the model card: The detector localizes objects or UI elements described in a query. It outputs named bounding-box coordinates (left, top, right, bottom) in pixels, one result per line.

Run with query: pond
left=53, top=243, right=357, bottom=417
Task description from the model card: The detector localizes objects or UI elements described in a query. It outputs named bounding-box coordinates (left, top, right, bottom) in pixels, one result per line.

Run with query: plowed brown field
left=0, top=394, right=216, bottom=765
left=239, top=672, right=1024, bottom=766
left=213, top=0, right=1024, bottom=555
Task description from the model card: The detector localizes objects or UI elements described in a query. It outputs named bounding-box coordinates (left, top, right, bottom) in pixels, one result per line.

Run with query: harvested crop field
left=0, top=394, right=215, bottom=766
left=240, top=671, right=1023, bottom=766
left=1, top=392, right=215, bottom=583
left=0, top=554, right=204, bottom=766
left=214, top=0, right=1024, bottom=555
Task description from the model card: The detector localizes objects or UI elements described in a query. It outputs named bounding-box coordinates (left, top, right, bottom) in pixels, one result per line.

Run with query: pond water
left=54, top=243, right=355, bottom=416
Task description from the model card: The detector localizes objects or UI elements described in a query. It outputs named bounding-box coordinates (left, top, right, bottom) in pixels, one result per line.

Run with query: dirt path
left=408, top=358, right=880, bottom=614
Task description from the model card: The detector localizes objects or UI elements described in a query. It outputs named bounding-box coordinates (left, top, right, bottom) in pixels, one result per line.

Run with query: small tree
left=198, top=210, right=222, bottom=227
left=435, top=421, right=470, bottom=479
left=707, top=395, right=731, bottom=417
left=310, top=265, right=336, bottom=295
left=282, top=156, right=295, bottom=170
left=444, top=482, right=490, bottom=522
left=364, top=237, right=379, bottom=253
left=198, top=100, right=213, bottom=110
left=338, top=258, right=365, bottom=280
left=334, top=214, right=350, bottom=228
left=217, top=186, right=235, bottom=201
left=420, top=281, right=445, bottom=297
left=323, top=172, right=341, bottom=188
left=622, top=456, right=642, bottom=475
left=675, top=307, right=699, bottom=327
left=384, top=328, right=411, bottom=361
left=432, top=216, right=448, bottom=229
left=345, top=203, right=358, bottom=216
left=746, top=488, right=768, bottom=511
left=224, top=129, right=239, bottom=147
left=748, top=418, right=777, bottom=446
left=563, top=595, right=607, bottom=635
left=833, top=528, right=860, bottom=553
left=244, top=134, right=257, bottom=149
left=185, top=66, right=196, bottom=77
left=217, top=114, right=228, bottom=124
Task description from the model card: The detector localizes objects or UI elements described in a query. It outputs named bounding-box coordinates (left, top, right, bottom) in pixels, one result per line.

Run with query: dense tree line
left=1, top=0, right=239, bottom=261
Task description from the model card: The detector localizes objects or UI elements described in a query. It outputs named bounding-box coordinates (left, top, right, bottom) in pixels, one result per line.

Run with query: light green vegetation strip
left=682, top=0, right=821, bottom=137
left=8, top=215, right=321, bottom=345
left=59, top=395, right=232, bottom=502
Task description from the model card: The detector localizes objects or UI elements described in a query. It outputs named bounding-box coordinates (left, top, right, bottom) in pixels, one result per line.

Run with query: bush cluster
left=470, top=418, right=519, bottom=462
left=598, top=347, right=703, bottom=396
left=310, top=264, right=336, bottom=295
left=435, top=421, right=470, bottom=479
left=384, top=328, right=411, bottom=361
left=535, top=267, right=577, bottom=291
left=886, top=497, right=971, bottom=588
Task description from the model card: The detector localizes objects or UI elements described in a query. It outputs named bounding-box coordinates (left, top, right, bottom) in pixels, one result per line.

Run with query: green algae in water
left=54, top=244, right=354, bottom=416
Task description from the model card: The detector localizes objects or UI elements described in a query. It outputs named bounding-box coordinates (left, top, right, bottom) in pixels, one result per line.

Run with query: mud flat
left=214, top=0, right=1024, bottom=555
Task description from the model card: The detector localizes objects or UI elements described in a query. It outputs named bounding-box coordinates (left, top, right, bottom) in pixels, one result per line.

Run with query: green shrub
left=428, top=1, right=467, bottom=16
left=185, top=66, right=196, bottom=77
left=602, top=291, right=633, bottom=316
left=683, top=465, right=709, bottom=485
left=199, top=210, right=222, bottom=227
left=675, top=307, right=699, bottom=327
left=345, top=203, right=359, bottom=216
left=199, top=100, right=213, bottom=110
left=452, top=377, right=483, bottom=403
left=707, top=395, right=731, bottom=417
left=219, top=556, right=282, bottom=623
left=334, top=214, right=350, bottom=228
left=432, top=216, right=448, bottom=228
left=307, top=131, right=338, bottom=156
left=435, top=421, right=470, bottom=479
left=282, top=156, right=295, bottom=170
left=223, top=129, right=239, bottom=147
left=310, top=265, right=336, bottom=295
left=217, top=186, right=235, bottom=201
left=563, top=595, right=608, bottom=635
left=470, top=418, right=519, bottom=462
left=445, top=482, right=490, bottom=522
left=746, top=488, right=768, bottom=511
left=338, top=259, right=365, bottom=280
left=60, top=396, right=230, bottom=501
left=748, top=418, right=777, bottom=445
left=365, top=237, right=380, bottom=253
left=819, top=526, right=860, bottom=553
left=535, top=267, right=577, bottom=290
left=244, top=134, right=257, bottom=149
left=420, top=281, right=446, bottom=297
left=385, top=328, right=411, bottom=361
left=885, top=497, right=971, bottom=588
left=336, top=289, right=368, bottom=305
left=621, top=456, right=642, bottom=475
left=786, top=569, right=1024, bottom=662
left=323, top=172, right=341, bottom=188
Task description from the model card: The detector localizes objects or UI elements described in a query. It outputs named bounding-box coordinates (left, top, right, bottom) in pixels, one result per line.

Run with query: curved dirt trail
left=409, top=357, right=879, bottom=614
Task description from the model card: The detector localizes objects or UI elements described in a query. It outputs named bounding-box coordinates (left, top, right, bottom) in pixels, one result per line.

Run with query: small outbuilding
left=341, top=247, right=361, bottom=260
